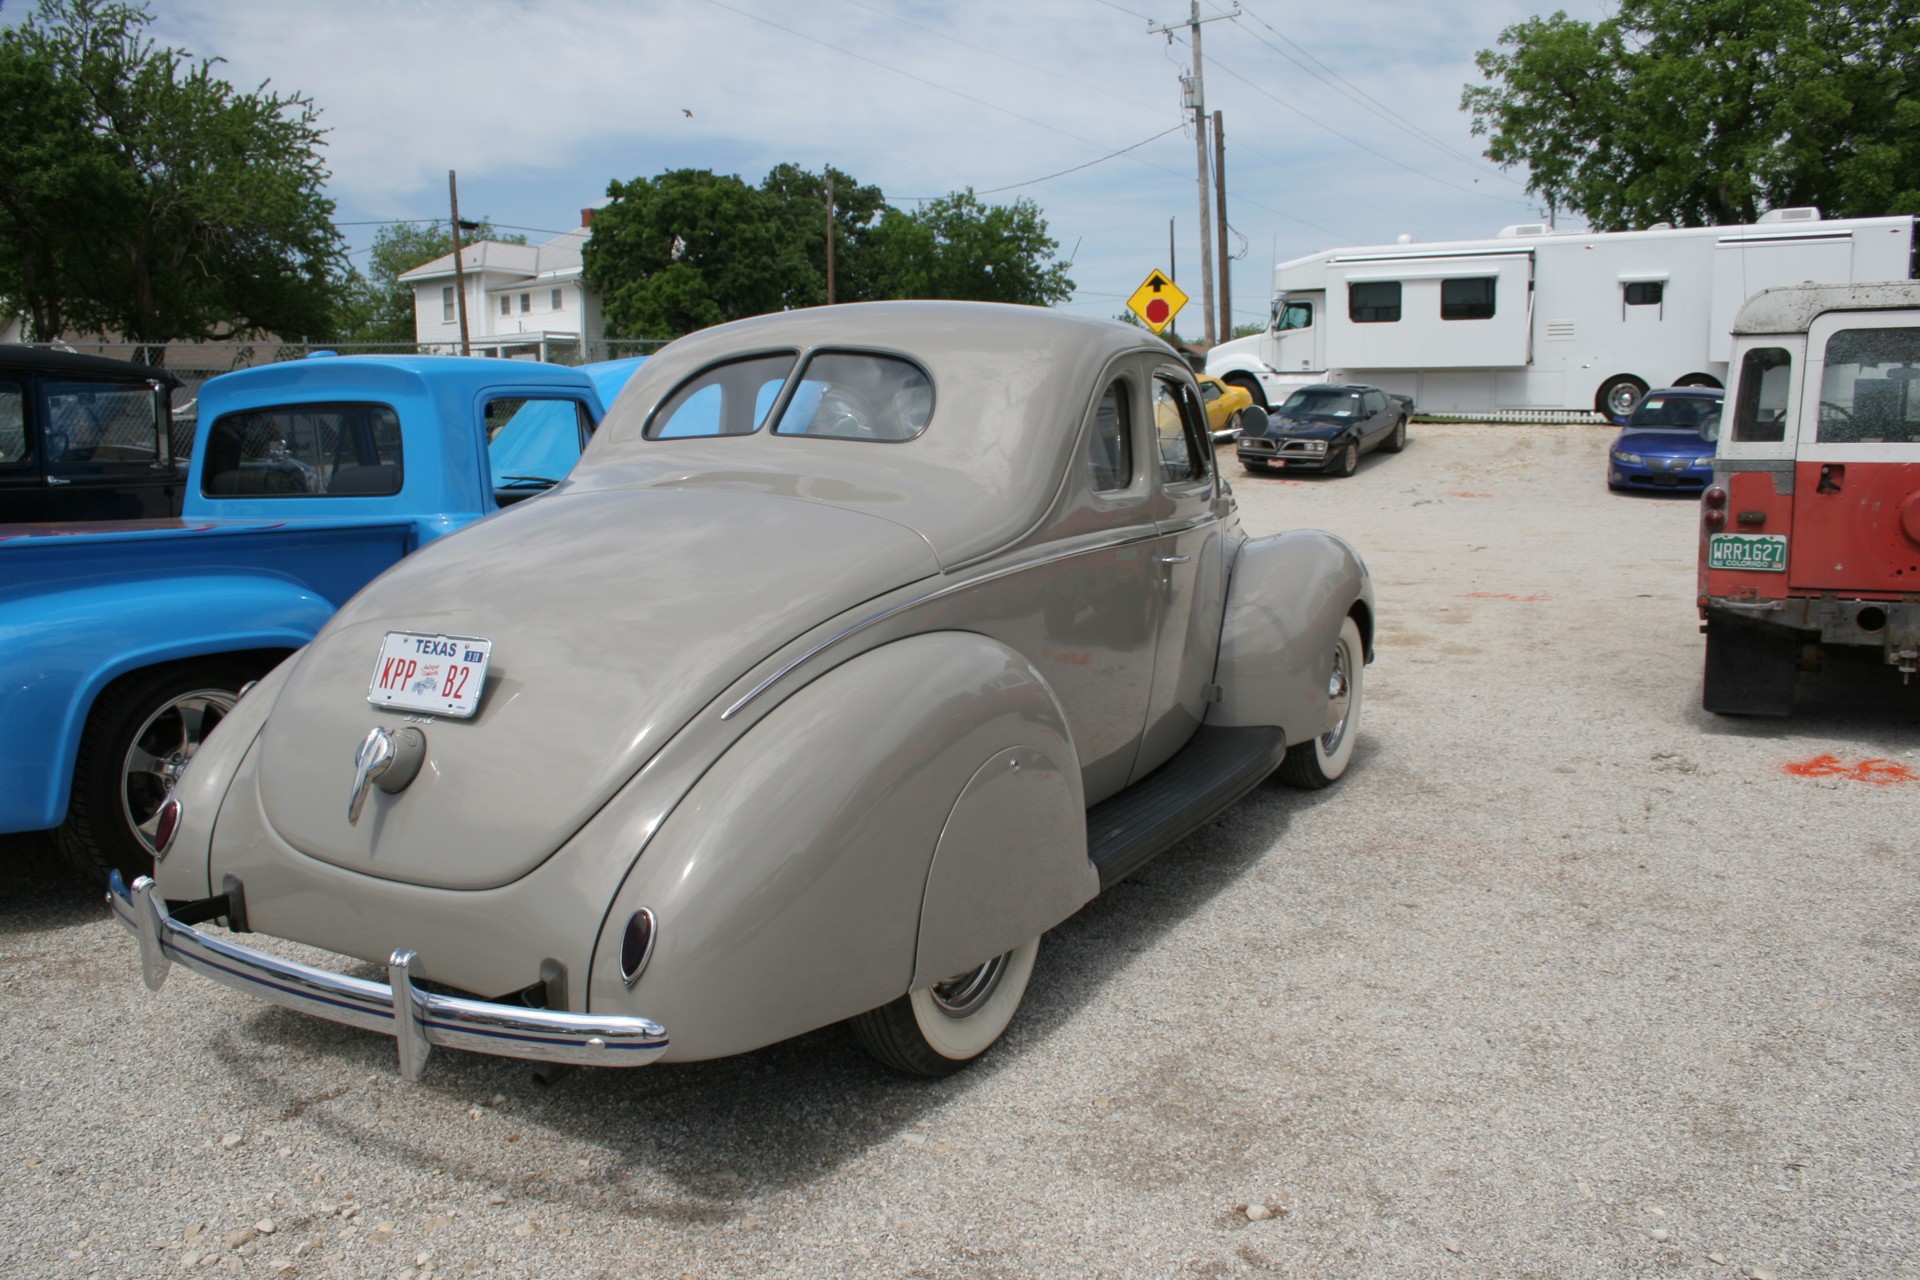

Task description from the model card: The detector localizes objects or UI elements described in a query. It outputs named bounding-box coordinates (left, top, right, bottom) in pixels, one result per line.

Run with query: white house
left=400, top=212, right=606, bottom=360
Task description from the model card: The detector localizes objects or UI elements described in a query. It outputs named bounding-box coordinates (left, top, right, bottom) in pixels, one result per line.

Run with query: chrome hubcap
left=929, top=953, right=1009, bottom=1017
left=1320, top=644, right=1352, bottom=754
left=123, top=689, right=236, bottom=852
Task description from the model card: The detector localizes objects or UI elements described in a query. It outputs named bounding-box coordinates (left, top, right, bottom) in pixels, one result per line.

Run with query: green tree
left=1461, top=0, right=1920, bottom=229
left=759, top=162, right=887, bottom=308
left=0, top=0, right=341, bottom=354
left=332, top=219, right=523, bottom=344
left=867, top=190, right=1074, bottom=306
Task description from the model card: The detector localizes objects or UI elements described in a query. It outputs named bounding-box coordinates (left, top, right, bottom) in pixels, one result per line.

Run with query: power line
left=978, top=124, right=1188, bottom=195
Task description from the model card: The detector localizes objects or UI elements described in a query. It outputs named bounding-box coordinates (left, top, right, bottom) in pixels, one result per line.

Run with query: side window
left=1349, top=281, right=1401, bottom=323
left=1151, top=375, right=1208, bottom=485
left=43, top=381, right=164, bottom=473
left=1732, top=347, right=1792, bottom=443
left=0, top=381, right=26, bottom=465
left=1087, top=380, right=1133, bottom=492
left=1817, top=327, right=1920, bottom=445
left=1440, top=277, right=1495, bottom=320
left=1363, top=390, right=1387, bottom=416
left=772, top=351, right=934, bottom=441
left=202, top=403, right=404, bottom=497
left=485, top=397, right=596, bottom=492
left=646, top=353, right=796, bottom=439
left=1624, top=282, right=1664, bottom=307
left=1275, top=300, right=1313, bottom=332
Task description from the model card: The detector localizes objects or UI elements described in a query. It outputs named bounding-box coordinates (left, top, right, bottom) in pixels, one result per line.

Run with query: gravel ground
left=3, top=421, right=1916, bottom=1280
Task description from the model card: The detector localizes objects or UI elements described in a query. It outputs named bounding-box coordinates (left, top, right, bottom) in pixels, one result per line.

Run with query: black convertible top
left=0, top=344, right=182, bottom=388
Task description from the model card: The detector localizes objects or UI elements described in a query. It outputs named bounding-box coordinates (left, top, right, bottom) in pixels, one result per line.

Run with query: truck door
left=1787, top=311, right=1920, bottom=593
left=1268, top=293, right=1321, bottom=374
left=0, top=375, right=44, bottom=521
left=40, top=377, right=178, bottom=520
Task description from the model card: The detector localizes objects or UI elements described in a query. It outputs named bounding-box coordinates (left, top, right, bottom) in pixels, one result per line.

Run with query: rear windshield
left=645, top=349, right=934, bottom=442
left=202, top=403, right=403, bottom=497
left=1817, top=328, right=1920, bottom=445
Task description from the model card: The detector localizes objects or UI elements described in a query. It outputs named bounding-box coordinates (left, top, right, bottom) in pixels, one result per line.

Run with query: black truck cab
left=0, top=346, right=184, bottom=522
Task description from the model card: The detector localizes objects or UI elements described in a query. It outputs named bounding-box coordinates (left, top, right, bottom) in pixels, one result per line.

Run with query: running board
left=1086, top=725, right=1288, bottom=891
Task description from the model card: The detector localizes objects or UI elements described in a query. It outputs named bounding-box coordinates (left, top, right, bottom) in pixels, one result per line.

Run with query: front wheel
left=56, top=658, right=268, bottom=886
left=849, top=937, right=1040, bottom=1077
left=1277, top=616, right=1364, bottom=788
left=1332, top=440, right=1359, bottom=477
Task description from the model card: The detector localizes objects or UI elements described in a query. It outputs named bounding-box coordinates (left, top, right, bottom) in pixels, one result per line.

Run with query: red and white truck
left=1699, top=280, right=1920, bottom=714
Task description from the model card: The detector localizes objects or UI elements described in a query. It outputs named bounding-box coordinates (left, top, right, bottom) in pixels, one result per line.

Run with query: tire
left=1277, top=616, right=1363, bottom=788
left=1332, top=440, right=1359, bottom=477
left=1223, top=373, right=1267, bottom=411
left=849, top=937, right=1040, bottom=1077
left=1596, top=375, right=1648, bottom=419
left=1381, top=416, right=1407, bottom=454
left=56, top=657, right=269, bottom=886
left=1223, top=408, right=1245, bottom=441
left=1673, top=373, right=1722, bottom=390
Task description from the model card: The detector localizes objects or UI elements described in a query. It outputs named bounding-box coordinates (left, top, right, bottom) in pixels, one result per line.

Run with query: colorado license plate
left=367, top=631, right=493, bottom=718
left=1707, top=533, right=1787, bottom=572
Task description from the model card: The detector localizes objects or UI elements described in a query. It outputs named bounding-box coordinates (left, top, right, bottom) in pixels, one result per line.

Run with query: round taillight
left=619, top=908, right=657, bottom=987
left=1703, top=486, right=1728, bottom=509
left=153, top=796, right=182, bottom=859
left=1704, top=508, right=1727, bottom=530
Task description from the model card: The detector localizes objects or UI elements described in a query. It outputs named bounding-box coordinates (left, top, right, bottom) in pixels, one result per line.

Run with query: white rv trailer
left=1206, top=208, right=1916, bottom=418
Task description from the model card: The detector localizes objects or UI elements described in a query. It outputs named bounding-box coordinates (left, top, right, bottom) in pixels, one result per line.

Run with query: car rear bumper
left=108, top=871, right=669, bottom=1080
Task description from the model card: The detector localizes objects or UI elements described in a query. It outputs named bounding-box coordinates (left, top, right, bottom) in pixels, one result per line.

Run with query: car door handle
left=45, top=476, right=70, bottom=486
left=1159, top=554, right=1191, bottom=564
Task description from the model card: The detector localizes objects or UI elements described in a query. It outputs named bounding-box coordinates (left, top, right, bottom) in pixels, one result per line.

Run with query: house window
left=551, top=289, right=564, bottom=311
left=519, top=293, right=531, bottom=314
left=1348, top=281, right=1401, bottom=324
left=499, top=296, right=511, bottom=316
left=441, top=287, right=454, bottom=323
left=1441, top=277, right=1496, bottom=320
left=1625, top=281, right=1664, bottom=306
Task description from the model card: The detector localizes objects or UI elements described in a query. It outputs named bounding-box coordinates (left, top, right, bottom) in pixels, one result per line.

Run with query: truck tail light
left=1703, top=486, right=1728, bottom=529
left=1704, top=485, right=1727, bottom=509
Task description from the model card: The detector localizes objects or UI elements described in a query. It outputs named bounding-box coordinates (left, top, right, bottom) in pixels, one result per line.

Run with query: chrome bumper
left=108, top=872, right=669, bottom=1081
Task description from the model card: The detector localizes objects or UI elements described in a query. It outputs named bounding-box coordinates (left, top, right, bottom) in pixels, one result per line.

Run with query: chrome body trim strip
left=108, top=872, right=669, bottom=1081
left=721, top=525, right=1213, bottom=720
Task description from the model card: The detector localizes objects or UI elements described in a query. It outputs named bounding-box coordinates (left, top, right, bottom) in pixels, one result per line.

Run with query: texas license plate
left=367, top=631, right=493, bottom=718
left=1707, top=533, right=1787, bottom=572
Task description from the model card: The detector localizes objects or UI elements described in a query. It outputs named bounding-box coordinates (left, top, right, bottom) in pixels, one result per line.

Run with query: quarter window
left=1087, top=381, right=1133, bottom=492
left=772, top=351, right=934, bottom=442
left=1440, top=277, right=1496, bottom=320
left=1349, top=281, right=1401, bottom=324
left=202, top=403, right=404, bottom=497
left=1816, top=327, right=1920, bottom=444
left=647, top=353, right=795, bottom=439
left=1, top=381, right=26, bottom=465
left=1731, top=348, right=1791, bottom=443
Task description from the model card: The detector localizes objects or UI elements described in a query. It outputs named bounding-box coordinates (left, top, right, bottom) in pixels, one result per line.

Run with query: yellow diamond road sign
left=1127, top=270, right=1188, bottom=334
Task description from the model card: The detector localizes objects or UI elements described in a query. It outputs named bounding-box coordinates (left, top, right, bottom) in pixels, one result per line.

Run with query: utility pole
left=825, top=174, right=836, bottom=305
left=1213, top=108, right=1230, bottom=340
left=448, top=170, right=471, bottom=357
left=1148, top=2, right=1238, bottom=346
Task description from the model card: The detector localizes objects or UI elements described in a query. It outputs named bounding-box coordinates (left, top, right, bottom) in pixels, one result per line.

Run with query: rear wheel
left=1277, top=617, right=1364, bottom=788
left=1381, top=416, right=1407, bottom=453
left=849, top=937, right=1040, bottom=1077
left=56, top=657, right=269, bottom=886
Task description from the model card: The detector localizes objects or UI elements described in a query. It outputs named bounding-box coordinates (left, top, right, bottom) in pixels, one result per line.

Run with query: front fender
left=588, top=631, right=1094, bottom=1063
left=1206, top=531, right=1374, bottom=746
left=0, top=575, right=326, bottom=832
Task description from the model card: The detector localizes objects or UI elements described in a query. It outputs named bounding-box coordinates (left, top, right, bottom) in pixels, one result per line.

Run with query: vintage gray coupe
left=111, top=301, right=1374, bottom=1080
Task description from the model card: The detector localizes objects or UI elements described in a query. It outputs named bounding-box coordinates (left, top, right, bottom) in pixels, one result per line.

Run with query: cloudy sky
left=28, top=0, right=1613, bottom=332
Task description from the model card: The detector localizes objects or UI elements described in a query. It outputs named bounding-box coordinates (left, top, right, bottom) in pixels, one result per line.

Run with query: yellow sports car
left=1196, top=374, right=1253, bottom=442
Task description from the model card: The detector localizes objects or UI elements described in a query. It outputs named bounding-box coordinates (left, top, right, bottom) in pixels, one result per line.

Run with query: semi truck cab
left=1700, top=280, right=1920, bottom=714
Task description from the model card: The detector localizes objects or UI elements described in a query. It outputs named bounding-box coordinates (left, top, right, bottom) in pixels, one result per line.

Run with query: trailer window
left=1440, top=278, right=1496, bottom=321
left=1624, top=282, right=1664, bottom=307
left=1348, top=282, right=1401, bottom=324
left=1731, top=348, right=1791, bottom=443
left=1816, top=328, right=1920, bottom=445
left=1274, top=300, right=1313, bottom=332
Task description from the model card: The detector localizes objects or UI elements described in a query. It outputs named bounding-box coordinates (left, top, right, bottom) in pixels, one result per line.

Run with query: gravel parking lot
left=3, top=421, right=1916, bottom=1280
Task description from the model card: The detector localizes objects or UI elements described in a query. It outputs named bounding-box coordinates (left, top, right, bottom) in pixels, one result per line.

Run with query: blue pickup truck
left=0, top=353, right=638, bottom=884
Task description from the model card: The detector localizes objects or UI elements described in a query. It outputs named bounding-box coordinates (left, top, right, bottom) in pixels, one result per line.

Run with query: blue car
left=1607, top=386, right=1723, bottom=493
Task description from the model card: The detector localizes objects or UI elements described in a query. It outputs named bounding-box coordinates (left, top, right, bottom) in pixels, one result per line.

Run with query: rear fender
left=587, top=632, right=1093, bottom=1063
left=0, top=576, right=324, bottom=832
left=1206, top=531, right=1373, bottom=746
